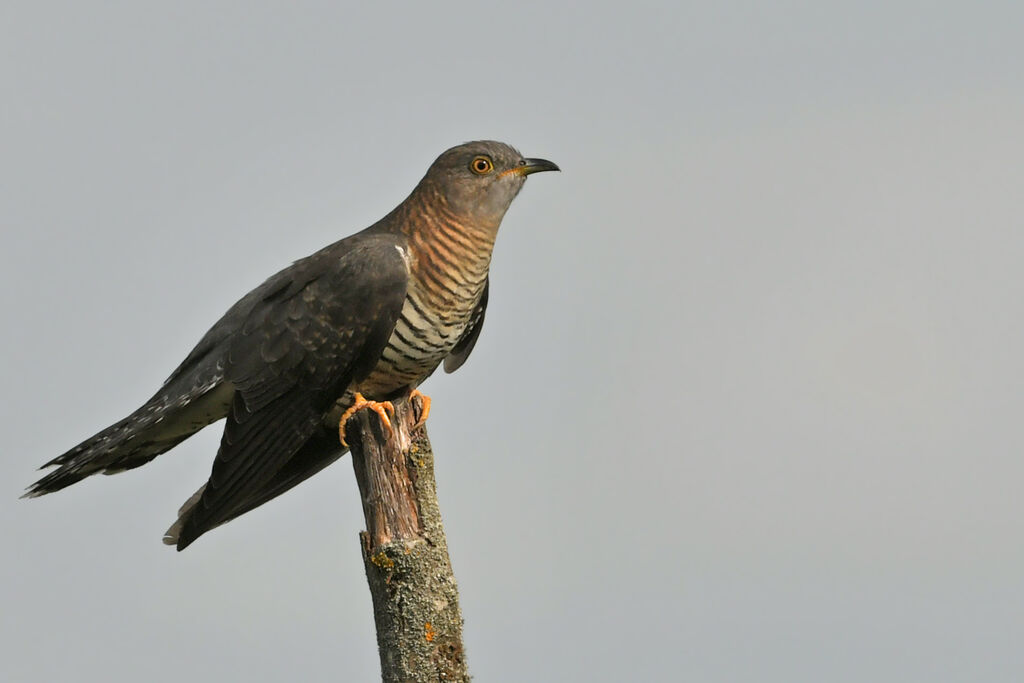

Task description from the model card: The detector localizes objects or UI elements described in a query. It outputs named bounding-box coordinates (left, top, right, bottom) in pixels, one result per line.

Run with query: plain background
left=3, top=2, right=1022, bottom=681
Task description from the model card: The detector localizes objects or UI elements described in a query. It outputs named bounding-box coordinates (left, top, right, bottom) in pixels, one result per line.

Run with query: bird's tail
left=23, top=383, right=233, bottom=498
left=23, top=409, right=186, bottom=498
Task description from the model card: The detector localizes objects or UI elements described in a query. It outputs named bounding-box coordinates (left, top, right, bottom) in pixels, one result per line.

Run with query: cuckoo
left=24, top=140, right=559, bottom=550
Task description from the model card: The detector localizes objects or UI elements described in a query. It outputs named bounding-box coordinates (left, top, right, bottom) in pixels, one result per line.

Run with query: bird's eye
left=470, top=156, right=494, bottom=175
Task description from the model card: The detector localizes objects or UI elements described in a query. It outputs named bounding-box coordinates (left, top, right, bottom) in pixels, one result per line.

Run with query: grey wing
left=162, top=429, right=346, bottom=547
left=171, top=235, right=409, bottom=550
left=444, top=278, right=488, bottom=373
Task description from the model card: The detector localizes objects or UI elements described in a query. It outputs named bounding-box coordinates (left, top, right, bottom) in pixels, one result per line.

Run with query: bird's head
left=420, top=141, right=559, bottom=227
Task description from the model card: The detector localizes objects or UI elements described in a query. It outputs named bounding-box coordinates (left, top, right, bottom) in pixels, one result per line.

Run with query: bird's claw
left=409, top=389, right=431, bottom=430
left=339, top=393, right=395, bottom=446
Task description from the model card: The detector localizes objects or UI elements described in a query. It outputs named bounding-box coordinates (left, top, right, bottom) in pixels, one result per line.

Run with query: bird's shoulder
left=280, top=228, right=411, bottom=292
left=162, top=229, right=410, bottom=388
left=226, top=228, right=412, bottom=403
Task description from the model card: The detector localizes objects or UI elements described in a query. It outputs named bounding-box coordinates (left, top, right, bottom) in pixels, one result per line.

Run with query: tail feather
left=24, top=381, right=233, bottom=499
left=24, top=412, right=184, bottom=498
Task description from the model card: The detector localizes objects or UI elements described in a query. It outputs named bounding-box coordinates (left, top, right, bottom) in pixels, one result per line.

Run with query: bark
left=346, top=394, right=470, bottom=682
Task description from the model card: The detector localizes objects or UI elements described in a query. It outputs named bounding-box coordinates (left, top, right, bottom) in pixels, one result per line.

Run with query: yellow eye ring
left=470, top=156, right=494, bottom=175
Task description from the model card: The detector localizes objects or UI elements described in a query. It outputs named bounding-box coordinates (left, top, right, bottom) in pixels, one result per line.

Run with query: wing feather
left=444, top=278, right=488, bottom=373
left=173, top=234, right=409, bottom=549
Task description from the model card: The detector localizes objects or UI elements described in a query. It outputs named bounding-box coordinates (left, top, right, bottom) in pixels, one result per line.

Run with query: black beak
left=519, top=158, right=561, bottom=175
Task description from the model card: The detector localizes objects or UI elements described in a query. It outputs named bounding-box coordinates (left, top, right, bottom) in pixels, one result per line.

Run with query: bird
left=23, top=140, right=559, bottom=550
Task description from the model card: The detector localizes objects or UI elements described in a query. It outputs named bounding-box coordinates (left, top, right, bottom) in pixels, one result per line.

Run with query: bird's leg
left=339, top=392, right=395, bottom=447
left=409, top=388, right=431, bottom=430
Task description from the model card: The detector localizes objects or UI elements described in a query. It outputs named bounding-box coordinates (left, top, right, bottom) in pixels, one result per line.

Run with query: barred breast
left=355, top=195, right=495, bottom=399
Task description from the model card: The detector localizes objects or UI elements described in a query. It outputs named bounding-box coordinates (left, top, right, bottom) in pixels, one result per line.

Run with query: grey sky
left=3, top=2, right=1023, bottom=681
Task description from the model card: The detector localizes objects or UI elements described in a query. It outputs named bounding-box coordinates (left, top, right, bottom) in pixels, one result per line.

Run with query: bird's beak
left=502, top=158, right=561, bottom=178
left=520, top=158, right=560, bottom=175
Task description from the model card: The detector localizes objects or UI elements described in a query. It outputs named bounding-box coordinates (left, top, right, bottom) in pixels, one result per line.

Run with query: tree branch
left=346, top=395, right=470, bottom=682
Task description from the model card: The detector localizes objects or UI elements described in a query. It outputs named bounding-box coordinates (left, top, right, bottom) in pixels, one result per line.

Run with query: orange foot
left=409, top=388, right=431, bottom=430
left=339, top=392, right=395, bottom=446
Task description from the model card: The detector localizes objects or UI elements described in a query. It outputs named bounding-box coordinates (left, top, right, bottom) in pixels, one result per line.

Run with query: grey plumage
left=24, top=141, right=558, bottom=550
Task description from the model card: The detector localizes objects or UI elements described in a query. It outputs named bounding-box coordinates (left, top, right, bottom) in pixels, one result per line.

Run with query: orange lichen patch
left=424, top=622, right=436, bottom=642
left=371, top=551, right=394, bottom=570
left=339, top=392, right=395, bottom=446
